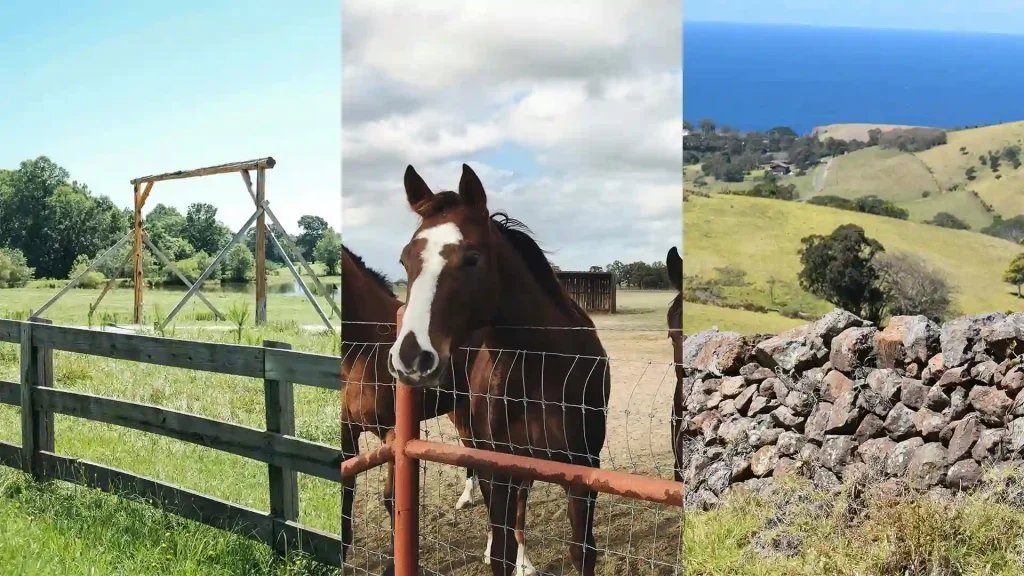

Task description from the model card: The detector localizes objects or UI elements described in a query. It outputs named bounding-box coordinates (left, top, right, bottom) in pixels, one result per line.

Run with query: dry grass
left=812, top=123, right=925, bottom=142
left=685, top=464, right=1024, bottom=576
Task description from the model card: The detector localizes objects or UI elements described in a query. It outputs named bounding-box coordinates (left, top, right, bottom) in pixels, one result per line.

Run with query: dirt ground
left=343, top=290, right=683, bottom=575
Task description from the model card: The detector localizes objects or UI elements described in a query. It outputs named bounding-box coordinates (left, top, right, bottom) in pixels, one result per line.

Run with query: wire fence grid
left=339, top=321, right=684, bottom=576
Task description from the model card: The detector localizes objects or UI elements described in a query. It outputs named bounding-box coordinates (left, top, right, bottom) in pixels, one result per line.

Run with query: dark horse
left=666, top=247, right=684, bottom=482
left=339, top=245, right=485, bottom=564
left=388, top=164, right=610, bottom=575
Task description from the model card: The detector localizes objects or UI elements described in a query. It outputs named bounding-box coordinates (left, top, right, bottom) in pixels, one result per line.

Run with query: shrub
left=69, top=254, right=107, bottom=289
left=921, top=190, right=931, bottom=198
left=874, top=251, right=956, bottom=323
left=982, top=216, right=1024, bottom=243
left=926, top=212, right=971, bottom=230
left=0, top=247, right=34, bottom=288
left=966, top=166, right=977, bottom=181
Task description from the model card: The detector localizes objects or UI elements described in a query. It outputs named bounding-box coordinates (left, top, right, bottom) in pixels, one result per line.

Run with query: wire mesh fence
left=339, top=319, right=683, bottom=575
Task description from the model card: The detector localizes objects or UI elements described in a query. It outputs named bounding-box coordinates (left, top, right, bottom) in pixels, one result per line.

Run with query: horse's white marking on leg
left=389, top=222, right=463, bottom=378
left=482, top=531, right=493, bottom=565
left=456, top=475, right=483, bottom=509
left=516, top=543, right=536, bottom=576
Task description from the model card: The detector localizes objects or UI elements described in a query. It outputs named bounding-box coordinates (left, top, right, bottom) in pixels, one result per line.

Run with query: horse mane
left=415, top=191, right=590, bottom=325
left=341, top=243, right=395, bottom=297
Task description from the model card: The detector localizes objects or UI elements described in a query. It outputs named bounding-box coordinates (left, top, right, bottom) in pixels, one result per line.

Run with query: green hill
left=684, top=195, right=1024, bottom=329
left=806, top=120, right=1024, bottom=227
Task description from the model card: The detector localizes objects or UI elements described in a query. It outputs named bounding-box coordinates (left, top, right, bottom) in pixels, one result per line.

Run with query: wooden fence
left=0, top=317, right=345, bottom=568
left=556, top=271, right=617, bottom=313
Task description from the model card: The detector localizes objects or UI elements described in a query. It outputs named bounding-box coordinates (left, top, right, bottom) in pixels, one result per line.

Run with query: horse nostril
left=416, top=350, right=437, bottom=374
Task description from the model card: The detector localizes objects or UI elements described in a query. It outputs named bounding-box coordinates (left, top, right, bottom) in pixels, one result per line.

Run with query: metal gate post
left=392, top=383, right=421, bottom=575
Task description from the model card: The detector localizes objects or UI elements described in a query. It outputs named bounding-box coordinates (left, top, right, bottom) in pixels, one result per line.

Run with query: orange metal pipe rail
left=404, top=439, right=683, bottom=507
left=339, top=383, right=684, bottom=575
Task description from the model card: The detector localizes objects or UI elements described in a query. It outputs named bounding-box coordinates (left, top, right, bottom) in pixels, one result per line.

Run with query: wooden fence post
left=264, top=340, right=298, bottom=555
left=20, top=317, right=54, bottom=480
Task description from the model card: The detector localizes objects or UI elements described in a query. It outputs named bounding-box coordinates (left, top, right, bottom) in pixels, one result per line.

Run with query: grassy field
left=684, top=195, right=1024, bottom=328
left=0, top=287, right=683, bottom=575
left=685, top=469, right=1024, bottom=576
left=0, top=269, right=341, bottom=329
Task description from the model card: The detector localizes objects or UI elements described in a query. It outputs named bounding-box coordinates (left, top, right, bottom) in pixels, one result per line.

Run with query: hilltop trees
left=926, top=212, right=971, bottom=230
left=874, top=252, right=955, bottom=323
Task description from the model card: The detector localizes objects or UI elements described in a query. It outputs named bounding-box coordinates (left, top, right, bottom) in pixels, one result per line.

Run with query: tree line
left=0, top=157, right=341, bottom=289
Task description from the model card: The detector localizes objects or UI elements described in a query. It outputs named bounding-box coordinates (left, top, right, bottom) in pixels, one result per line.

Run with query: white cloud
left=342, top=0, right=682, bottom=278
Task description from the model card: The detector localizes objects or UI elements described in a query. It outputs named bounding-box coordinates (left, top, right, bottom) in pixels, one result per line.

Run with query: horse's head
left=666, top=246, right=683, bottom=373
left=388, top=163, right=500, bottom=387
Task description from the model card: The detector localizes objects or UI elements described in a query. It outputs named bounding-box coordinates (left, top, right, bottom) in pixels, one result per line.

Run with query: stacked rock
left=678, top=309, right=1024, bottom=509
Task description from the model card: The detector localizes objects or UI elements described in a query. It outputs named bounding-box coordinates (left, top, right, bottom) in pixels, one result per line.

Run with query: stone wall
left=678, top=309, right=1024, bottom=509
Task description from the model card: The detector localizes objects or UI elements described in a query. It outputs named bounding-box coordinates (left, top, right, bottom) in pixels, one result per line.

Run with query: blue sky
left=0, top=0, right=340, bottom=232
left=686, top=0, right=1024, bottom=35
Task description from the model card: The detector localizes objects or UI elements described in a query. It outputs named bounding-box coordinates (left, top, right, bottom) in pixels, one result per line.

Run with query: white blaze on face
left=390, top=222, right=463, bottom=376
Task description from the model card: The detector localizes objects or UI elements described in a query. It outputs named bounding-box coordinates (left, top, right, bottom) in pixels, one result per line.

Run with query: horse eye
left=462, top=252, right=480, bottom=268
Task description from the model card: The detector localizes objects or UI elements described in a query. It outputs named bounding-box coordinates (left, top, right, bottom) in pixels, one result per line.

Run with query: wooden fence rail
left=0, top=317, right=345, bottom=568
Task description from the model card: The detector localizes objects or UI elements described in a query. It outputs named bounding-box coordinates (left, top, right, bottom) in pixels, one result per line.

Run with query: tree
left=1004, top=253, right=1024, bottom=297
left=798, top=224, right=886, bottom=322
left=146, top=204, right=194, bottom=260
left=0, top=157, right=128, bottom=279
left=588, top=265, right=603, bottom=272
left=296, top=215, right=329, bottom=261
left=245, top=223, right=295, bottom=265
left=926, top=212, right=971, bottom=230
left=966, top=166, right=977, bottom=180
left=982, top=216, right=1024, bottom=244
left=313, top=228, right=342, bottom=275
left=697, top=118, right=717, bottom=136
left=223, top=244, right=256, bottom=283
left=874, top=252, right=955, bottom=322
left=185, top=203, right=230, bottom=255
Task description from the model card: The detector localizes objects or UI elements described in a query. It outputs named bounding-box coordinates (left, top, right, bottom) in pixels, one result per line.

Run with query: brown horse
left=666, top=247, right=684, bottom=482
left=388, top=164, right=610, bottom=576
left=339, top=245, right=484, bottom=564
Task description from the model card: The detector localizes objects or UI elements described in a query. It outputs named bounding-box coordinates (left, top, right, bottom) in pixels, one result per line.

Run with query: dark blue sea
left=684, top=21, right=1024, bottom=135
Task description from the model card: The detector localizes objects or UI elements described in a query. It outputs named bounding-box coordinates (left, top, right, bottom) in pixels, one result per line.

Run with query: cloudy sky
left=341, top=1, right=683, bottom=278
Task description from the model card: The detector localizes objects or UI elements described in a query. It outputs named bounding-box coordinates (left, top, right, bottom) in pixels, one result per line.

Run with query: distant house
left=765, top=161, right=792, bottom=175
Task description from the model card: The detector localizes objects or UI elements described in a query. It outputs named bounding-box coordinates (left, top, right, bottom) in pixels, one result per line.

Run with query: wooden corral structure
left=30, top=158, right=341, bottom=332
left=556, top=271, right=617, bottom=314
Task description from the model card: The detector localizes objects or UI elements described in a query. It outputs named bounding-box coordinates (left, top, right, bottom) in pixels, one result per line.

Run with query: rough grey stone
left=906, top=442, right=948, bottom=489
left=886, top=437, right=925, bottom=477
left=855, top=413, right=885, bottom=443
left=777, top=431, right=807, bottom=456
left=819, top=436, right=858, bottom=471
left=830, top=326, right=878, bottom=373
left=884, top=403, right=918, bottom=441
left=946, top=459, right=982, bottom=490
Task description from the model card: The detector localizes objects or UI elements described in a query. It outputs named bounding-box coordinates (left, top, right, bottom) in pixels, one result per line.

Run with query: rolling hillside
left=807, top=120, right=1024, bottom=227
left=684, top=195, right=1024, bottom=322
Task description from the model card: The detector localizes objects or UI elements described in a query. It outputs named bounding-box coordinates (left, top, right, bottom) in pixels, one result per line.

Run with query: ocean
left=684, top=21, right=1024, bottom=135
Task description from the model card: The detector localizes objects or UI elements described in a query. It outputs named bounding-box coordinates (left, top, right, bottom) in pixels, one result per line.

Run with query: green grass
left=683, top=302, right=802, bottom=335
left=685, top=470, right=1024, bottom=576
left=684, top=194, right=1024, bottom=321
left=0, top=274, right=339, bottom=328
left=0, top=323, right=341, bottom=575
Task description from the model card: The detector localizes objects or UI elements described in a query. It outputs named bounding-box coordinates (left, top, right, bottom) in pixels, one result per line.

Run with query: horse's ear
left=458, top=163, right=487, bottom=209
left=667, top=247, right=682, bottom=292
left=405, top=165, right=435, bottom=216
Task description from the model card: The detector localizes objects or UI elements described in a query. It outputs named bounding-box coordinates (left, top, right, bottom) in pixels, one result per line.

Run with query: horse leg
left=513, top=480, right=536, bottom=576
left=478, top=472, right=520, bottom=576
left=340, top=423, right=361, bottom=563
left=456, top=466, right=484, bottom=510
left=565, top=480, right=599, bottom=575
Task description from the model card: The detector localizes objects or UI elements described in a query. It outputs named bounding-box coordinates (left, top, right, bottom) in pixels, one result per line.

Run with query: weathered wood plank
left=130, top=157, right=276, bottom=185
left=0, top=319, right=19, bottom=343
left=264, top=341, right=299, bottom=531
left=35, top=388, right=342, bottom=482
left=31, top=323, right=264, bottom=378
left=0, top=441, right=21, bottom=469
left=39, top=452, right=341, bottom=567
left=264, top=348, right=341, bottom=390
left=0, top=380, right=19, bottom=406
